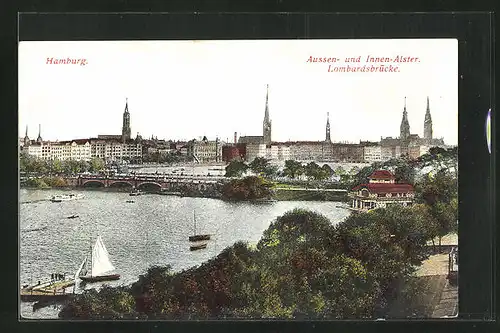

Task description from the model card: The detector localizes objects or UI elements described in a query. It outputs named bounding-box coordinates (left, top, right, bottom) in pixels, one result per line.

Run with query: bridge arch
left=82, top=180, right=105, bottom=188
left=108, top=181, right=134, bottom=188
left=137, top=182, right=162, bottom=192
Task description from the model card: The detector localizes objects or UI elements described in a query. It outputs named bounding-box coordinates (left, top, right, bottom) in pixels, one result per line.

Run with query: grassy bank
left=274, top=188, right=347, bottom=201
left=22, top=176, right=71, bottom=189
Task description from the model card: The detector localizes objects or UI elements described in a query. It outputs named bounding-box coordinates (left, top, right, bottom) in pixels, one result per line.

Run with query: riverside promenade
left=416, top=233, right=458, bottom=318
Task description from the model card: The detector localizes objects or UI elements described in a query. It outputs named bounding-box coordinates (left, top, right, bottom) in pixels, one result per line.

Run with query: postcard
left=19, top=39, right=458, bottom=320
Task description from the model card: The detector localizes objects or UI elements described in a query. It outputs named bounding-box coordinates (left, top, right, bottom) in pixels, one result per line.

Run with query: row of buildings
left=20, top=88, right=450, bottom=164
left=223, top=86, right=449, bottom=164
left=20, top=99, right=226, bottom=163
left=20, top=99, right=143, bottom=162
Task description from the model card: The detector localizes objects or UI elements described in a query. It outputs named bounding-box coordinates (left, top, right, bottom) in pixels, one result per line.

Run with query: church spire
left=400, top=97, right=410, bottom=142
left=23, top=125, right=30, bottom=146
left=325, top=112, right=331, bottom=142
left=122, top=98, right=131, bottom=143
left=424, top=96, right=433, bottom=140
left=36, top=124, right=42, bottom=143
left=262, top=84, right=272, bottom=145
left=264, top=84, right=270, bottom=122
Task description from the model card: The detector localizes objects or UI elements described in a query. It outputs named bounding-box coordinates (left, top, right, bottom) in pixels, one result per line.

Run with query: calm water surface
left=20, top=188, right=350, bottom=319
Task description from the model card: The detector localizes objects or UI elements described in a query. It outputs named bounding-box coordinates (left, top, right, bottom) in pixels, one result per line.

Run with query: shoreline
left=20, top=184, right=349, bottom=202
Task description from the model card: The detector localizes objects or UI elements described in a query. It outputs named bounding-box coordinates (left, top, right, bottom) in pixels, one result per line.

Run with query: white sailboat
left=78, top=236, right=120, bottom=282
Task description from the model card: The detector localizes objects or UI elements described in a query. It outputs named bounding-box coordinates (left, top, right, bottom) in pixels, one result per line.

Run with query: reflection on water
left=20, top=188, right=350, bottom=319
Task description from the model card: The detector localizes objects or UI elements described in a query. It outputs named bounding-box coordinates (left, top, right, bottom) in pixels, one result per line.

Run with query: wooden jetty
left=20, top=280, right=75, bottom=302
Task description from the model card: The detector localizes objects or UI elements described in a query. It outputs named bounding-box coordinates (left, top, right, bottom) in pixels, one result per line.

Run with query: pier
left=21, top=279, right=75, bottom=302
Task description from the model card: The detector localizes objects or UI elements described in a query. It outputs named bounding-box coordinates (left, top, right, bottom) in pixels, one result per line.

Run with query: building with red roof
left=349, top=170, right=415, bottom=211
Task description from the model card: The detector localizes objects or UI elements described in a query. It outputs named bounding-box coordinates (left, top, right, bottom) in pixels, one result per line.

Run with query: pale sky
left=19, top=39, right=458, bottom=145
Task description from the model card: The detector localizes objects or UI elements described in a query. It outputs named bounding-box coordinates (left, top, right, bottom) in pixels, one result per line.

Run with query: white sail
left=74, top=257, right=87, bottom=281
left=91, top=236, right=115, bottom=276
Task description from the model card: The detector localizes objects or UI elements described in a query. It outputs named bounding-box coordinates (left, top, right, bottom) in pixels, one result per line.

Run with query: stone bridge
left=77, top=175, right=226, bottom=192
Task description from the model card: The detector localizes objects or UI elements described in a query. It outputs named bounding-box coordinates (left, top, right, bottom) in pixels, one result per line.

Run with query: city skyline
left=19, top=39, right=458, bottom=145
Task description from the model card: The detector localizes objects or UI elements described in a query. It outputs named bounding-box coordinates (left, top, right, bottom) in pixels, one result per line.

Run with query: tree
left=19, top=152, right=35, bottom=175
left=282, top=160, right=304, bottom=179
left=249, top=157, right=269, bottom=175
left=428, top=147, right=447, bottom=157
left=90, top=157, right=105, bottom=173
left=59, top=286, right=137, bottom=319
left=222, top=176, right=275, bottom=201
left=431, top=201, right=458, bottom=246
left=305, top=162, right=321, bottom=180
left=322, top=164, right=334, bottom=178
left=350, top=166, right=360, bottom=175
left=334, top=165, right=345, bottom=176
left=256, top=209, right=379, bottom=319
left=225, top=160, right=249, bottom=178
left=349, top=162, right=382, bottom=188
left=415, top=169, right=457, bottom=206
left=31, top=158, right=47, bottom=175
left=51, top=158, right=64, bottom=175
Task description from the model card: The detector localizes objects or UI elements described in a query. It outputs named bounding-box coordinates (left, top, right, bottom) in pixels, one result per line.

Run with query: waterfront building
left=245, top=143, right=266, bottom=162
left=348, top=170, right=415, bottom=211
left=363, top=144, right=382, bottom=163
left=222, top=145, right=241, bottom=162
left=24, top=139, right=93, bottom=162
left=89, top=139, right=142, bottom=162
left=52, top=139, right=92, bottom=161
left=26, top=142, right=42, bottom=159
left=186, top=136, right=224, bottom=163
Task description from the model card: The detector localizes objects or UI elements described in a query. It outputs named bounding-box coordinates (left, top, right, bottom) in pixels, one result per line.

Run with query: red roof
left=369, top=170, right=395, bottom=180
left=352, top=183, right=414, bottom=194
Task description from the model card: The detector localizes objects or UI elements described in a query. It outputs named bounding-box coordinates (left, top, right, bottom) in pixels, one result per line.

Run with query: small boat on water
left=22, top=225, right=48, bottom=233
left=67, top=215, right=79, bottom=219
left=126, top=200, right=135, bottom=203
left=190, top=242, right=208, bottom=251
left=188, top=210, right=211, bottom=242
left=50, top=193, right=84, bottom=203
left=129, top=189, right=142, bottom=196
left=78, top=236, right=120, bottom=283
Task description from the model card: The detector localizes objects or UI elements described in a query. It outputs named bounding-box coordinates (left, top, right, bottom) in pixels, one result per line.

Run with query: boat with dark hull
left=22, top=226, right=48, bottom=233
left=79, top=274, right=121, bottom=282
left=188, top=211, right=211, bottom=242
left=78, top=236, right=120, bottom=283
left=190, top=243, right=207, bottom=251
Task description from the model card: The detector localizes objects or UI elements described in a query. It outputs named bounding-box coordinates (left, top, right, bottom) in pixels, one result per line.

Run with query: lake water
left=19, top=188, right=351, bottom=319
